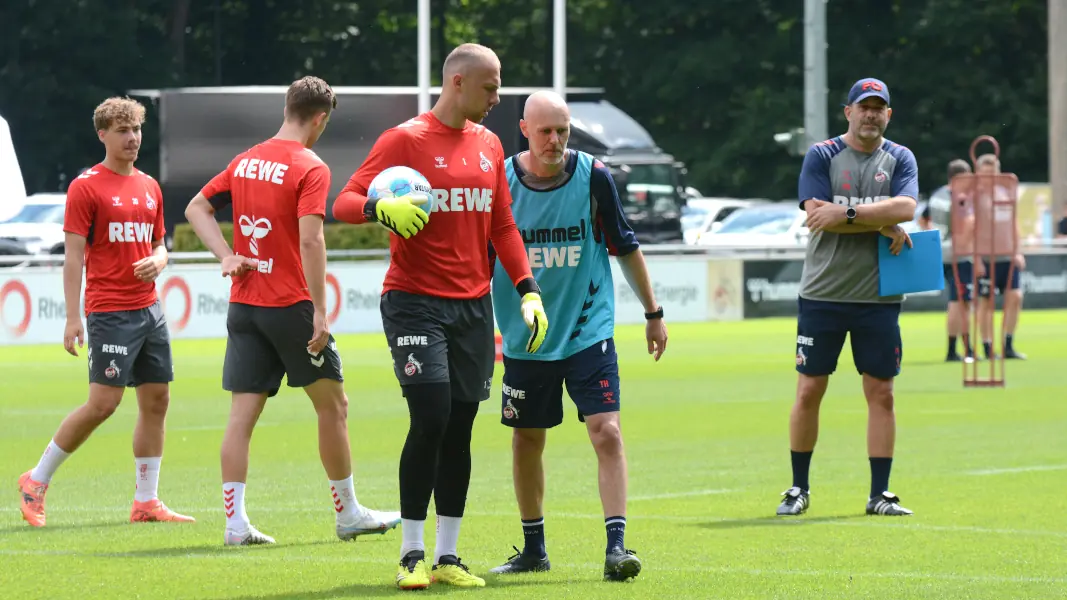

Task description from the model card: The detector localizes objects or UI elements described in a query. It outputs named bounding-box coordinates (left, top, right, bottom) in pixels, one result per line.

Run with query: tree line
left=0, top=0, right=1050, bottom=200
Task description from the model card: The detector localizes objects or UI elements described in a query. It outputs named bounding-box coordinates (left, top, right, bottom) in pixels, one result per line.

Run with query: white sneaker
left=336, top=508, right=402, bottom=541
left=225, top=524, right=276, bottom=546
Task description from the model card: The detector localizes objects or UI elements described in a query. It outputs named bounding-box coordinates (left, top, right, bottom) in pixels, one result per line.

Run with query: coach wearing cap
left=775, top=77, right=920, bottom=519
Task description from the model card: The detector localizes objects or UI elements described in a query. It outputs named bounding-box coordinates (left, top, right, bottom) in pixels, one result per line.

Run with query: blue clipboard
left=878, top=229, right=945, bottom=296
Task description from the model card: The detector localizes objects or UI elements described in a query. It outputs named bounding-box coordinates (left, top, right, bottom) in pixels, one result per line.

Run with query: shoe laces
left=503, top=545, right=523, bottom=564
left=438, top=556, right=472, bottom=573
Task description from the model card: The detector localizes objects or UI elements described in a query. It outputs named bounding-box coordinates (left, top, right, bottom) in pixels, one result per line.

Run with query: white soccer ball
left=367, top=166, right=435, bottom=228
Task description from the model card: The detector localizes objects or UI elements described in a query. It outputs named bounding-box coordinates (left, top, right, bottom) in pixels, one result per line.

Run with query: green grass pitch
left=1, top=311, right=1066, bottom=599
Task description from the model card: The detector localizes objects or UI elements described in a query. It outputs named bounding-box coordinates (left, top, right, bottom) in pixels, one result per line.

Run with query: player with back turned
left=18, top=97, right=194, bottom=527
left=333, top=43, right=548, bottom=590
left=184, top=76, right=400, bottom=546
left=780, top=78, right=919, bottom=518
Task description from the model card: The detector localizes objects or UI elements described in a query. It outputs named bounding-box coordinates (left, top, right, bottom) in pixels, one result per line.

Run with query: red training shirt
left=333, top=111, right=532, bottom=299
left=63, top=164, right=166, bottom=315
left=200, top=138, right=330, bottom=308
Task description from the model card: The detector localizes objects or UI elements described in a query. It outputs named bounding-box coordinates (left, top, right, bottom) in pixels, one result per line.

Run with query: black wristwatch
left=644, top=306, right=664, bottom=320
left=845, top=206, right=857, bottom=225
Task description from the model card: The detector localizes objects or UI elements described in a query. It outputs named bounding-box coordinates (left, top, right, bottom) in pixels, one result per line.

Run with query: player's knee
left=86, top=389, right=123, bottom=421
left=143, top=390, right=170, bottom=418
left=588, top=418, right=624, bottom=456
left=512, top=428, right=546, bottom=454
left=405, top=383, right=452, bottom=439
left=795, top=376, right=828, bottom=409
left=863, top=379, right=894, bottom=411
left=314, top=390, right=348, bottom=421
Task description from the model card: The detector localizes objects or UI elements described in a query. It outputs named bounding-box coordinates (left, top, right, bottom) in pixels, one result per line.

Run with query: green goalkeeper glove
left=366, top=196, right=429, bottom=239
left=520, top=292, right=548, bottom=353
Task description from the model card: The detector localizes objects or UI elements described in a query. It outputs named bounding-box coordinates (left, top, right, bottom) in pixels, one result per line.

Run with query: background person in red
left=333, top=43, right=548, bottom=590
left=17, top=97, right=194, bottom=527
left=184, top=76, right=400, bottom=547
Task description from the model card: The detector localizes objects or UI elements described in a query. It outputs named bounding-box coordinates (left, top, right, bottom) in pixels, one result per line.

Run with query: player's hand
left=975, top=259, right=987, bottom=278
left=63, top=318, right=84, bottom=357
left=805, top=202, right=848, bottom=232
left=520, top=292, right=549, bottom=353
left=879, top=225, right=913, bottom=255
left=308, top=310, right=330, bottom=355
left=132, top=255, right=167, bottom=282
left=1013, top=253, right=1026, bottom=269
left=221, top=254, right=258, bottom=278
left=646, top=317, right=668, bottom=361
left=373, top=195, right=430, bottom=239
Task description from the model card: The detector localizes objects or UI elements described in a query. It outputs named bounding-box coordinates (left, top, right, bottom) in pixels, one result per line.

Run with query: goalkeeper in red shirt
left=333, top=43, right=548, bottom=590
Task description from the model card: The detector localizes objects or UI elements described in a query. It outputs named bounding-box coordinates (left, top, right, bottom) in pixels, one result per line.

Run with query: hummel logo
left=588, top=282, right=600, bottom=295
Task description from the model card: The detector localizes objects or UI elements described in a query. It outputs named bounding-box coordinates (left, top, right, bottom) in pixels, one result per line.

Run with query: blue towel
left=878, top=229, right=945, bottom=296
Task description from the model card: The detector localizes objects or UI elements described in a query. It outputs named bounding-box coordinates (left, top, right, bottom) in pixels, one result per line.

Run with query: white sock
left=134, top=457, right=162, bottom=502
left=30, top=440, right=71, bottom=484
left=400, top=518, right=425, bottom=559
left=330, top=475, right=361, bottom=521
left=223, top=482, right=250, bottom=532
left=434, top=515, right=462, bottom=563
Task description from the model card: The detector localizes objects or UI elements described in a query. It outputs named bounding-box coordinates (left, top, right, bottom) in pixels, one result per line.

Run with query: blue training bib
left=492, top=151, right=615, bottom=361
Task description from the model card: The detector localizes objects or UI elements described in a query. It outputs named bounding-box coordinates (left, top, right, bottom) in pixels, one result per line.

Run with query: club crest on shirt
left=479, top=151, right=492, bottom=173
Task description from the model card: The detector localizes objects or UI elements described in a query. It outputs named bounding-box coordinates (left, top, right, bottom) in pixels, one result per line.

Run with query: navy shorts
left=978, top=259, right=1021, bottom=297
left=795, top=297, right=902, bottom=380
left=943, top=262, right=975, bottom=302
left=500, top=338, right=620, bottom=429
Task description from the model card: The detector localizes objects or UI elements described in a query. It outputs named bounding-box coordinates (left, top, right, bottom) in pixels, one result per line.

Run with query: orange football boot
left=17, top=471, right=48, bottom=528
left=130, top=498, right=196, bottom=523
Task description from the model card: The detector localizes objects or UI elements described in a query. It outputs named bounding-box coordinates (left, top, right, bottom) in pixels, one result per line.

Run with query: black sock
left=869, top=457, right=893, bottom=499
left=791, top=450, right=813, bottom=491
left=433, top=400, right=479, bottom=517
left=522, top=518, right=546, bottom=558
left=983, top=340, right=993, bottom=357
left=1005, top=334, right=1014, bottom=351
left=605, top=516, right=626, bottom=553
left=398, top=383, right=451, bottom=521
left=948, top=335, right=958, bottom=355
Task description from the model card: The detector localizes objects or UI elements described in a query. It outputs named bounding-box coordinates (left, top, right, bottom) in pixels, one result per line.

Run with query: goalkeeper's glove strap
left=516, top=276, right=540, bottom=297
left=363, top=197, right=379, bottom=223
left=526, top=317, right=541, bottom=353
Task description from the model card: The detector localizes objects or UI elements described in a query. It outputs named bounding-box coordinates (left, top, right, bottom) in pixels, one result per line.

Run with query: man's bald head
left=443, top=43, right=500, bottom=78
left=521, top=91, right=571, bottom=167
left=440, top=43, right=501, bottom=124
left=523, top=90, right=570, bottom=123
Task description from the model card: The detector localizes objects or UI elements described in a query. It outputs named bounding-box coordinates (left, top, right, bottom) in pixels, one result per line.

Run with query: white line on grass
left=829, top=521, right=1067, bottom=538
left=0, top=549, right=1063, bottom=585
left=629, top=488, right=739, bottom=501
left=8, top=507, right=1067, bottom=539
left=966, top=464, right=1067, bottom=476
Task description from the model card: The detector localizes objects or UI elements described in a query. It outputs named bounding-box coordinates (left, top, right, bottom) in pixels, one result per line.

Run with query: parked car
left=682, top=197, right=769, bottom=245
left=696, top=202, right=809, bottom=248
left=0, top=193, right=66, bottom=255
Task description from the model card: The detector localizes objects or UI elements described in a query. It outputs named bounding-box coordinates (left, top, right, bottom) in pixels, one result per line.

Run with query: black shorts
left=500, top=338, right=621, bottom=429
left=380, top=290, right=494, bottom=403
left=222, top=301, right=343, bottom=398
left=944, top=262, right=974, bottom=302
left=86, top=301, right=173, bottom=388
left=795, top=297, right=902, bottom=380
left=978, top=259, right=1022, bottom=297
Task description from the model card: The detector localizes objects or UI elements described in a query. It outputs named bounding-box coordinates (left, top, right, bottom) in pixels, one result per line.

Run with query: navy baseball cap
left=846, top=78, right=891, bottom=106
